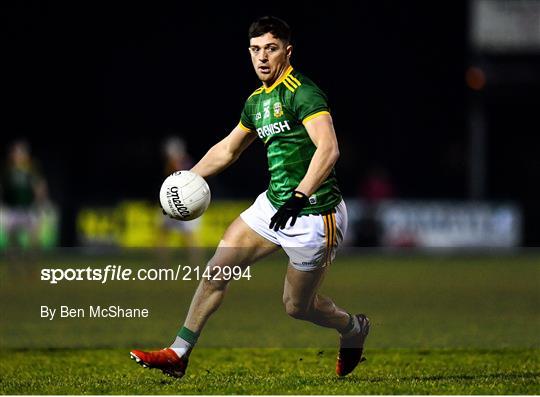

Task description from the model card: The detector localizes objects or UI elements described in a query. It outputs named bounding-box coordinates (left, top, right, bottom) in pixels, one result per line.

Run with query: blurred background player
left=354, top=165, right=396, bottom=247
left=158, top=135, right=201, bottom=254
left=0, top=140, right=49, bottom=250
left=163, top=135, right=193, bottom=176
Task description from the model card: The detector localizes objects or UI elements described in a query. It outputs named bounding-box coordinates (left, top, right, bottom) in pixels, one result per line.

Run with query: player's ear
left=286, top=44, right=293, bottom=59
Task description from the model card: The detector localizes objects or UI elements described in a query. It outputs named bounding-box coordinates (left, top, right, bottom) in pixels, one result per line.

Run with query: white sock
left=342, top=315, right=361, bottom=338
left=170, top=336, right=192, bottom=358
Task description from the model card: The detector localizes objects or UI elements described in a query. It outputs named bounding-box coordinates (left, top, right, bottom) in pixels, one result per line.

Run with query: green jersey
left=239, top=66, right=342, bottom=215
left=1, top=164, right=40, bottom=208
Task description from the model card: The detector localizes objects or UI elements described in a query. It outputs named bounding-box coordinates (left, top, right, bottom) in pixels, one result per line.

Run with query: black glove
left=269, top=191, right=309, bottom=231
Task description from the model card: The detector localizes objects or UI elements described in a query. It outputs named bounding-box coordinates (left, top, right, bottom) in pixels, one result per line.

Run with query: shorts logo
left=299, top=261, right=318, bottom=266
left=273, top=102, right=283, bottom=118
left=309, top=195, right=317, bottom=205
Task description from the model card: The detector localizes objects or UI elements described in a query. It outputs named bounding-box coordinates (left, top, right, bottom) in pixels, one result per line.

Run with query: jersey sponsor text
left=257, top=120, right=291, bottom=139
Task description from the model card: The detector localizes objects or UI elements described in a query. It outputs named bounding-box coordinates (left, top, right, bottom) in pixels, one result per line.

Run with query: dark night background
left=3, top=1, right=540, bottom=245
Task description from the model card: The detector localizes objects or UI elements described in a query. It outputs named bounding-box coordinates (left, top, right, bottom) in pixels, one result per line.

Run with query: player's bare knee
left=285, top=304, right=311, bottom=320
left=202, top=263, right=231, bottom=291
left=283, top=297, right=311, bottom=320
left=202, top=277, right=228, bottom=292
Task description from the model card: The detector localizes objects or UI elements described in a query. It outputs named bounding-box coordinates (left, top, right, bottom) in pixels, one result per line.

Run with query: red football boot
left=336, top=314, right=370, bottom=376
left=130, top=348, right=188, bottom=378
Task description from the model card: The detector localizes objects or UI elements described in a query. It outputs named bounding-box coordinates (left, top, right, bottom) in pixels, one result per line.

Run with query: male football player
left=130, top=16, right=369, bottom=378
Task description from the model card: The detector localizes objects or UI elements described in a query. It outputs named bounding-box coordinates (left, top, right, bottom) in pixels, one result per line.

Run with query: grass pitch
left=0, top=251, right=539, bottom=394
left=0, top=348, right=538, bottom=394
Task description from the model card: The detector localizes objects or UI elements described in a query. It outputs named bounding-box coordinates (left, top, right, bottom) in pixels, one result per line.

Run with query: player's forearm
left=191, top=127, right=255, bottom=178
left=296, top=144, right=339, bottom=197
left=191, top=142, right=238, bottom=178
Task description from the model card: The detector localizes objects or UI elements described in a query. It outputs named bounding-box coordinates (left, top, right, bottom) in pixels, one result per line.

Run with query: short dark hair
left=248, top=16, right=291, bottom=44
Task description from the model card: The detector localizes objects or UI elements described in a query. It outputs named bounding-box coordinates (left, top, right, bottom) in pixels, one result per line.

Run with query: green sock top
left=178, top=326, right=199, bottom=345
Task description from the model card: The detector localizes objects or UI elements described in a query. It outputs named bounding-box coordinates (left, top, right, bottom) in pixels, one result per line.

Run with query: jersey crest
left=273, top=102, right=283, bottom=118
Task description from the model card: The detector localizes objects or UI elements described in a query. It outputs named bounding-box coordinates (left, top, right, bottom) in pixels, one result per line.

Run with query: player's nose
left=259, top=50, right=268, bottom=61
